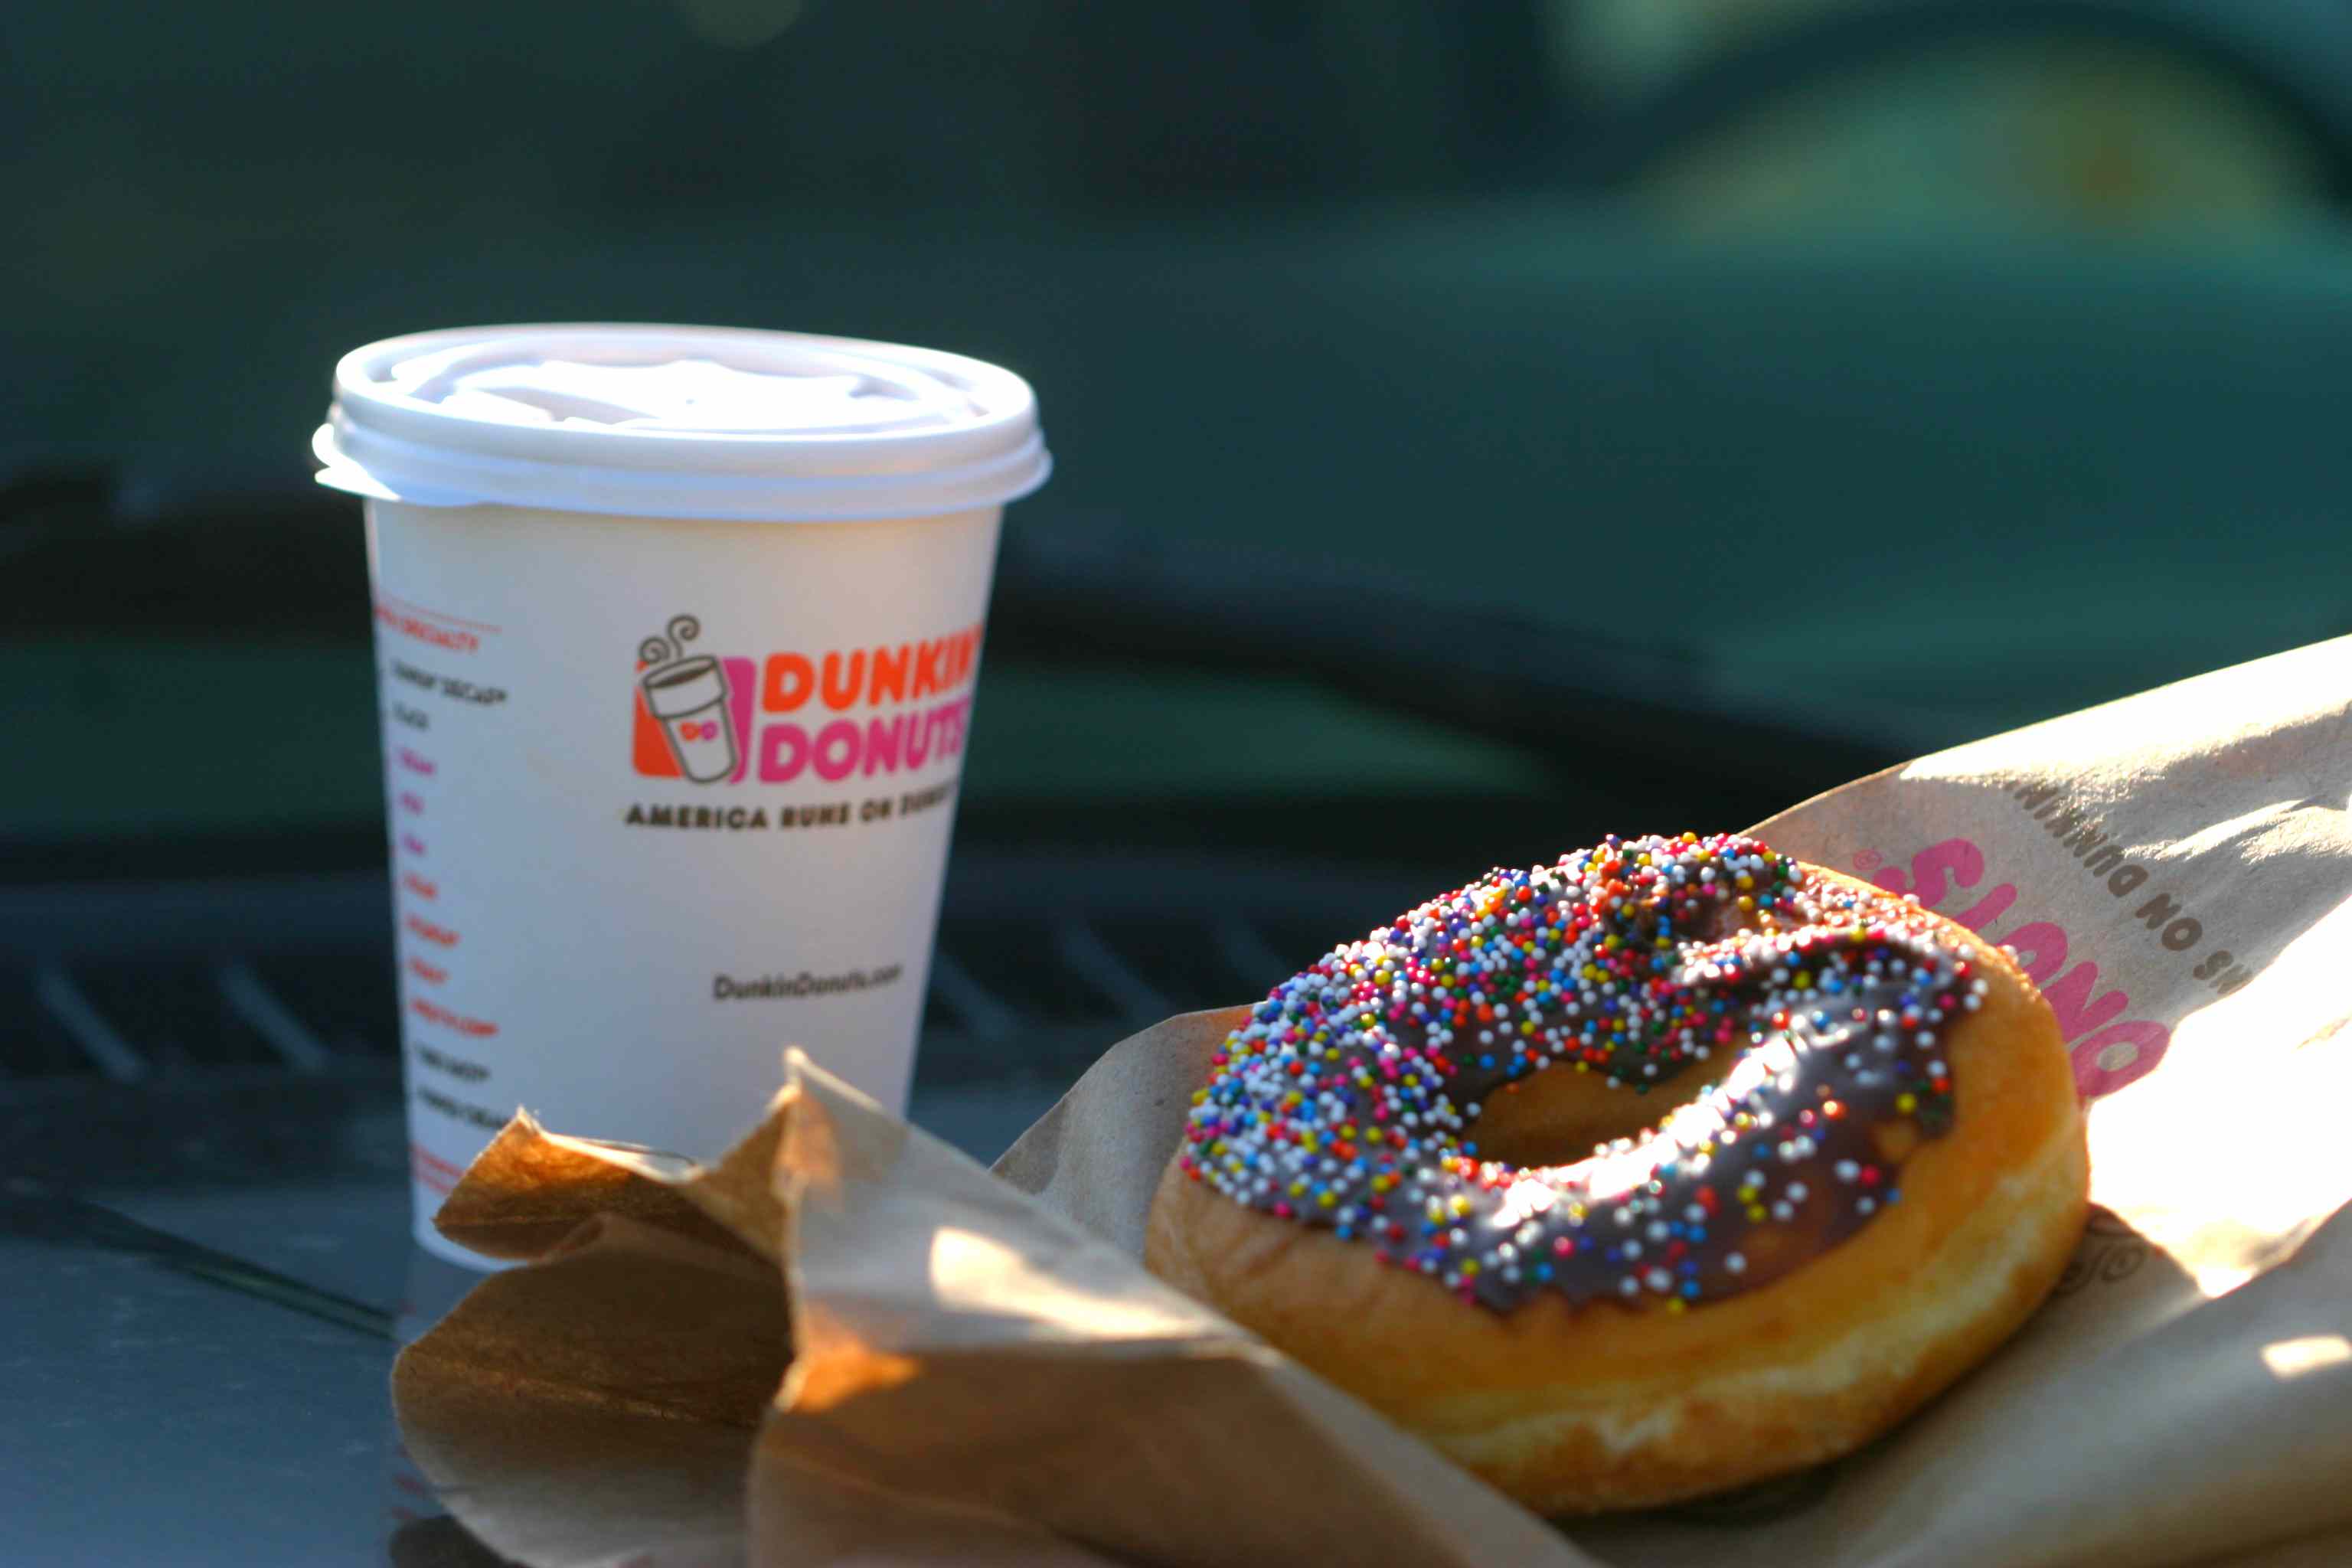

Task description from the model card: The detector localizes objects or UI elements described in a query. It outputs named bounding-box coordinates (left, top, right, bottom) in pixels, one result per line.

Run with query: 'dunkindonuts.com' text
left=714, top=965, right=904, bottom=1000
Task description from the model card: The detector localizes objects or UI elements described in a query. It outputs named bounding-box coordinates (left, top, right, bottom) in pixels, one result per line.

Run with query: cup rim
left=315, top=323, right=1050, bottom=522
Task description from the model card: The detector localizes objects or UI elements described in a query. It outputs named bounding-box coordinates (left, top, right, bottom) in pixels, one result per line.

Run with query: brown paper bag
left=399, top=635, right=2352, bottom=1567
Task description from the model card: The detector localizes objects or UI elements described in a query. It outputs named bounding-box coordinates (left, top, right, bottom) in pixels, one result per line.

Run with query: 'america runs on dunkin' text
left=623, top=779, right=957, bottom=832
left=631, top=622, right=980, bottom=786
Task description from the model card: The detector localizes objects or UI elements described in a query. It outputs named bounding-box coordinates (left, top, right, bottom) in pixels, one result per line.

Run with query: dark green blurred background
left=8, top=0, right=2352, bottom=870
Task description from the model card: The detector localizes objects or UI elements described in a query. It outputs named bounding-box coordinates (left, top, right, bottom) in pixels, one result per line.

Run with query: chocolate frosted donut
left=1145, top=833, right=2089, bottom=1514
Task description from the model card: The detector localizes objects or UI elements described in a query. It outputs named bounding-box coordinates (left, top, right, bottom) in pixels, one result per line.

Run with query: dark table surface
left=0, top=1050, right=1064, bottom=1567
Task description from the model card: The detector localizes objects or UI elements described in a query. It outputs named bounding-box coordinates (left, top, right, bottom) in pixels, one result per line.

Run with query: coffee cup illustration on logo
left=638, top=615, right=737, bottom=784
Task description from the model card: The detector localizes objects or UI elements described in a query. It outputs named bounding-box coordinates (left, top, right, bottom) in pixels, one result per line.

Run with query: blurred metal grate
left=217, top=962, right=332, bottom=1074
left=1050, top=922, right=1173, bottom=1022
left=31, top=965, right=148, bottom=1082
left=0, top=851, right=1421, bottom=1093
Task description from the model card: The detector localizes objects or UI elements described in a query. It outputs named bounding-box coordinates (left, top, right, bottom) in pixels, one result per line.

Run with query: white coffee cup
left=313, top=324, right=1049, bottom=1266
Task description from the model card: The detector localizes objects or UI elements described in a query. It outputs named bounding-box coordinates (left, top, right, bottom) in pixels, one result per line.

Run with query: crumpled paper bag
left=397, top=634, right=2352, bottom=1567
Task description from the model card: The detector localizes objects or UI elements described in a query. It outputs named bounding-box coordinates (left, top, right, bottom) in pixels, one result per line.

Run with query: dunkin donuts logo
left=632, top=612, right=978, bottom=786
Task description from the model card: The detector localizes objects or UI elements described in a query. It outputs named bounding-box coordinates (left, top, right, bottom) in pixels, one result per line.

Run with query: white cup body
left=364, top=496, right=1002, bottom=1264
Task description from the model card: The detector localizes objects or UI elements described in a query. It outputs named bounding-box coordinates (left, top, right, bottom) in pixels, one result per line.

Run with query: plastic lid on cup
left=313, top=324, right=1050, bottom=522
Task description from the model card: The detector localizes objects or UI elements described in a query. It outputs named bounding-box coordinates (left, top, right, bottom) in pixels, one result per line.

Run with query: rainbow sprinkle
left=1180, top=832, right=1984, bottom=1312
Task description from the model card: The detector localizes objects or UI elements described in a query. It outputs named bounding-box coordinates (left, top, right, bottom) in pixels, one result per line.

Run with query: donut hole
left=1436, top=894, right=1783, bottom=1174
left=1467, top=1057, right=1717, bottom=1172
